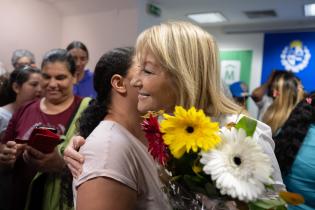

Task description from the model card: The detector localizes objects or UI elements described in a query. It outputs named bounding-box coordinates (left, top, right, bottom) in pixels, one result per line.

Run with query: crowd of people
left=0, top=21, right=313, bottom=210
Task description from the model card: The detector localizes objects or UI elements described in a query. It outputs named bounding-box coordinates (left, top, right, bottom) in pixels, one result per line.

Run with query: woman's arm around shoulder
left=76, top=176, right=137, bottom=210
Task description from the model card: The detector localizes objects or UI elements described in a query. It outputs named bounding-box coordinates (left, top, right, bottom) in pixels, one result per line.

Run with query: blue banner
left=262, top=32, right=315, bottom=93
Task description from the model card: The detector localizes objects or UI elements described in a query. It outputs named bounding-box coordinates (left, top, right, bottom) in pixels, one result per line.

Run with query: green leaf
left=170, top=175, right=182, bottom=182
left=250, top=198, right=287, bottom=210
left=275, top=205, right=287, bottom=210
left=183, top=175, right=207, bottom=195
left=235, top=116, right=257, bottom=137
left=183, top=174, right=207, bottom=185
left=171, top=152, right=198, bottom=175
left=204, top=182, right=219, bottom=197
left=265, top=183, right=275, bottom=191
left=248, top=203, right=267, bottom=210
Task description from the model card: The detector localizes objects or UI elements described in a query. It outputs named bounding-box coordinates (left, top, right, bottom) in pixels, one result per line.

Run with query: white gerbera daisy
left=200, top=127, right=274, bottom=202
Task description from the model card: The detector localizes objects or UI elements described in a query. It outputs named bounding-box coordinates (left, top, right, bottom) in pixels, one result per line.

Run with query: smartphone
left=35, top=126, right=58, bottom=134
left=15, top=127, right=62, bottom=153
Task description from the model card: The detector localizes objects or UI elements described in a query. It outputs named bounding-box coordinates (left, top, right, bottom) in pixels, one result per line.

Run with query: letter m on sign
left=225, top=66, right=235, bottom=81
left=221, top=60, right=241, bottom=85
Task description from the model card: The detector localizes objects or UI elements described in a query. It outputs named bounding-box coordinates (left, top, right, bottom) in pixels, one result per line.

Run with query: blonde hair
left=135, top=21, right=241, bottom=117
left=262, top=73, right=304, bottom=134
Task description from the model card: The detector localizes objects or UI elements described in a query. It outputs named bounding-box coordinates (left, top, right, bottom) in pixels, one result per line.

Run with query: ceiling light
left=304, top=3, right=315, bottom=16
left=187, top=12, right=227, bottom=24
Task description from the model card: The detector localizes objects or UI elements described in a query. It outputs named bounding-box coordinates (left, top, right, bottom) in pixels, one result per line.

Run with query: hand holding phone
left=15, top=127, right=63, bottom=154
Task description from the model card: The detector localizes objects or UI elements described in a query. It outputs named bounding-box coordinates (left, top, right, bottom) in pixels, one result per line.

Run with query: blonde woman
left=131, top=20, right=283, bottom=187
left=262, top=72, right=304, bottom=136
left=65, top=21, right=285, bottom=209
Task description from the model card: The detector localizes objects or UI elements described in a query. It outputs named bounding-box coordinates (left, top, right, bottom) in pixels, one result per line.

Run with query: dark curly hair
left=0, top=65, right=40, bottom=106
left=78, top=47, right=134, bottom=138
left=274, top=92, right=315, bottom=175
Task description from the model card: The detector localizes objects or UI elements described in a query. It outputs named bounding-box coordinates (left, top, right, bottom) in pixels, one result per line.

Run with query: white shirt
left=256, top=95, right=273, bottom=121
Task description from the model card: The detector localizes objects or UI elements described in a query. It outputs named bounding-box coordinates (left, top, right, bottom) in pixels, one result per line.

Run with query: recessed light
left=187, top=12, right=227, bottom=24
left=304, top=3, right=315, bottom=16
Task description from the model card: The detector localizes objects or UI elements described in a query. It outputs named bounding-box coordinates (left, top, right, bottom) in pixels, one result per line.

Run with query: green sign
left=147, top=3, right=161, bottom=17
left=220, top=50, right=253, bottom=87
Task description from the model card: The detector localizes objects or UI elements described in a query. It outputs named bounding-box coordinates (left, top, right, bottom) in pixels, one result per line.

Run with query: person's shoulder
left=14, top=98, right=40, bottom=116
left=258, top=95, right=273, bottom=105
left=305, top=124, right=315, bottom=138
left=103, top=121, right=134, bottom=143
left=309, top=124, right=315, bottom=130
left=22, top=98, right=40, bottom=107
left=80, top=121, right=137, bottom=162
left=0, top=107, right=11, bottom=118
left=85, top=69, right=94, bottom=77
left=0, top=108, right=12, bottom=129
left=87, top=121, right=134, bottom=148
left=1, top=99, right=40, bottom=143
left=73, top=95, right=84, bottom=105
left=76, top=121, right=140, bottom=192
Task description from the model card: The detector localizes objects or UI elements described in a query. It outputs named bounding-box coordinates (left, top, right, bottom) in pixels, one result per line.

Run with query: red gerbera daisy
left=141, top=114, right=169, bottom=165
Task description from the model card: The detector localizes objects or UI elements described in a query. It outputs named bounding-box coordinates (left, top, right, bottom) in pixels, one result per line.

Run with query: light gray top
left=0, top=107, right=12, bottom=135
left=74, top=120, right=171, bottom=210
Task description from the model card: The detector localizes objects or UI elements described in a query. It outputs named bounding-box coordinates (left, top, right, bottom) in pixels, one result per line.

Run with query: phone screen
left=36, top=126, right=58, bottom=134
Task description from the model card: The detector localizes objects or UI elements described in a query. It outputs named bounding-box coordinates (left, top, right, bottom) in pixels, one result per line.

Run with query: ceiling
left=157, top=0, right=315, bottom=33
left=39, top=0, right=136, bottom=15
left=40, top=0, right=315, bottom=32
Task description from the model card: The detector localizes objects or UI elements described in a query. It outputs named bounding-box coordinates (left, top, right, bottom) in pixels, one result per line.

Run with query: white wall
left=0, top=1, right=265, bottom=119
left=61, top=8, right=138, bottom=71
left=0, top=1, right=139, bottom=72
left=0, top=0, right=62, bottom=71
left=206, top=27, right=264, bottom=118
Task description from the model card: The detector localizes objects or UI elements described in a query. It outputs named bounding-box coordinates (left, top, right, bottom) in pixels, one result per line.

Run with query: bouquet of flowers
left=141, top=106, right=304, bottom=210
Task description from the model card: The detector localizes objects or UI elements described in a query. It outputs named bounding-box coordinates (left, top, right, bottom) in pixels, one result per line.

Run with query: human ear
left=111, top=74, right=127, bottom=94
left=12, top=82, right=20, bottom=94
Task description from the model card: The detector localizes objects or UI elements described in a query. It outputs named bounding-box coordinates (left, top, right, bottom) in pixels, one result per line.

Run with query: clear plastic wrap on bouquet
left=143, top=107, right=304, bottom=210
left=159, top=167, right=245, bottom=210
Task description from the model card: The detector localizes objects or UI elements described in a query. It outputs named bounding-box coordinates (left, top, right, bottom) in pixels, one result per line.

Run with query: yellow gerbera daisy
left=160, top=106, right=221, bottom=158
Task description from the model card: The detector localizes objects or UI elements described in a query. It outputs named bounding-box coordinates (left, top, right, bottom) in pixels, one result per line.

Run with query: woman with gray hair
left=11, top=49, right=36, bottom=68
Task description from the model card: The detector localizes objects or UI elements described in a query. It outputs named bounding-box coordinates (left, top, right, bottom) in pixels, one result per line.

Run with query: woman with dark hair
left=66, top=41, right=96, bottom=98
left=275, top=93, right=315, bottom=210
left=77, top=47, right=134, bottom=138
left=0, top=49, right=90, bottom=210
left=0, top=65, right=42, bottom=139
left=70, top=47, right=171, bottom=209
left=0, top=66, right=41, bottom=210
